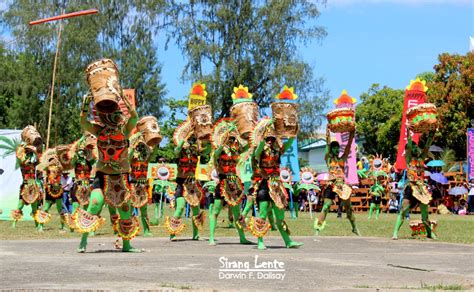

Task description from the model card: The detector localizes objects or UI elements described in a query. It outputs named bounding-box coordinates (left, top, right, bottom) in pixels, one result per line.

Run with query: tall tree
left=356, top=84, right=404, bottom=160
left=0, top=0, right=167, bottom=145
left=426, top=52, right=474, bottom=160
left=164, top=0, right=329, bottom=138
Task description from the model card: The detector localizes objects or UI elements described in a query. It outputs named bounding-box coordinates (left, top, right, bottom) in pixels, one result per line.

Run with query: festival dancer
left=165, top=83, right=212, bottom=240
left=69, top=134, right=97, bottom=217
left=313, top=126, right=360, bottom=236
left=74, top=58, right=139, bottom=252
left=249, top=117, right=303, bottom=250
left=229, top=85, right=259, bottom=219
left=368, top=176, right=385, bottom=220
left=208, top=119, right=251, bottom=245
left=165, top=129, right=210, bottom=240
left=35, top=148, right=66, bottom=231
left=392, top=125, right=437, bottom=239
left=129, top=116, right=161, bottom=236
left=11, top=125, right=43, bottom=229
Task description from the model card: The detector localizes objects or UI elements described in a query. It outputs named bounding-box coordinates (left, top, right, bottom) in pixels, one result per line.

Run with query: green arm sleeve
left=174, top=141, right=185, bottom=156
left=124, top=110, right=138, bottom=138
left=254, top=141, right=265, bottom=161
left=213, top=146, right=223, bottom=161
left=201, top=143, right=212, bottom=156
left=324, top=128, right=331, bottom=163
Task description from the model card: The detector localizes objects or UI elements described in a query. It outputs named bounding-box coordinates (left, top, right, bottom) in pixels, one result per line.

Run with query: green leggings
left=368, top=203, right=380, bottom=219
left=392, top=199, right=436, bottom=239
left=208, top=199, right=249, bottom=245
left=172, top=197, right=200, bottom=239
left=139, top=205, right=152, bottom=236
left=78, top=188, right=135, bottom=251
left=39, top=198, right=64, bottom=229
left=256, top=201, right=302, bottom=249
left=13, top=200, right=39, bottom=227
left=316, top=198, right=358, bottom=232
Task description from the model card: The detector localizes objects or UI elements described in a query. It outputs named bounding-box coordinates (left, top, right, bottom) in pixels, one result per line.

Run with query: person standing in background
left=61, top=172, right=74, bottom=214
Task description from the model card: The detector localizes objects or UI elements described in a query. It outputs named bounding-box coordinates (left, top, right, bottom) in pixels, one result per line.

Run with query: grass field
left=1, top=207, right=473, bottom=244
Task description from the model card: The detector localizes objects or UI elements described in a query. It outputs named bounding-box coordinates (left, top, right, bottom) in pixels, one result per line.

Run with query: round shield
left=280, top=168, right=292, bottom=183
left=301, top=170, right=315, bottom=184
left=157, top=166, right=170, bottom=180
left=373, top=158, right=383, bottom=170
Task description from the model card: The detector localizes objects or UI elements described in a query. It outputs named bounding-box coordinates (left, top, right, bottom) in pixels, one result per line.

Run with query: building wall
left=298, top=147, right=328, bottom=173
left=309, top=148, right=327, bottom=172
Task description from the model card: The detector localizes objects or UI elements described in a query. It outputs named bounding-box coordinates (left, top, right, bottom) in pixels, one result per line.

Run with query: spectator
left=452, top=200, right=461, bottom=215
left=308, top=189, right=318, bottom=211
left=362, top=157, right=370, bottom=171
left=61, top=172, right=73, bottom=213
left=458, top=199, right=468, bottom=215
left=443, top=195, right=454, bottom=212
left=388, top=195, right=399, bottom=213
left=431, top=183, right=443, bottom=205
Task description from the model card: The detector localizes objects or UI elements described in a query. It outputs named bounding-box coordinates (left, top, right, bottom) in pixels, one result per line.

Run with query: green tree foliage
left=356, top=84, right=404, bottom=160
left=164, top=0, right=329, bottom=138
left=151, top=98, right=187, bottom=162
left=425, top=52, right=474, bottom=160
left=0, top=0, right=166, bottom=145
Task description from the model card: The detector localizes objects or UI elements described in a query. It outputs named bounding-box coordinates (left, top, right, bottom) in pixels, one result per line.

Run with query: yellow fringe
left=165, top=216, right=185, bottom=235
left=34, top=210, right=51, bottom=224
left=248, top=216, right=270, bottom=238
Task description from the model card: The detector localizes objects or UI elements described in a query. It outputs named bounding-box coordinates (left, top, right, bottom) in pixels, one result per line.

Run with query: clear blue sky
left=157, top=0, right=473, bottom=108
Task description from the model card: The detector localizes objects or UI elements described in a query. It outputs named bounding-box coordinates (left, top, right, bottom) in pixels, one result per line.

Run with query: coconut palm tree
left=0, top=135, right=21, bottom=168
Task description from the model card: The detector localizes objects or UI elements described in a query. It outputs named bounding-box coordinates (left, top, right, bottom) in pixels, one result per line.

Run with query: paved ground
left=0, top=236, right=473, bottom=291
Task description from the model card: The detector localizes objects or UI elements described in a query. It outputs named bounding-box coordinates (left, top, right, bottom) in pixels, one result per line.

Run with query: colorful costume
left=249, top=86, right=303, bottom=250
left=11, top=125, right=43, bottom=228
left=368, top=179, right=384, bottom=220
left=129, top=117, right=161, bottom=236
left=392, top=127, right=437, bottom=239
left=34, top=148, right=66, bottom=231
left=75, top=58, right=139, bottom=252
left=313, top=127, right=360, bottom=236
left=165, top=83, right=211, bottom=240
left=70, top=134, right=97, bottom=219
left=367, top=156, right=389, bottom=220
left=208, top=118, right=251, bottom=245
left=229, top=85, right=259, bottom=219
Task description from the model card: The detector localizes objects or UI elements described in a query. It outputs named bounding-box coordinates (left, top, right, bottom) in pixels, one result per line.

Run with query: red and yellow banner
left=394, top=79, right=427, bottom=171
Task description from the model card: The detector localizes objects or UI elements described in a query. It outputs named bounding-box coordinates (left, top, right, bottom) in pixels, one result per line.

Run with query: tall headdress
left=271, top=86, right=299, bottom=138
left=230, top=85, right=258, bottom=138
left=187, top=82, right=212, bottom=141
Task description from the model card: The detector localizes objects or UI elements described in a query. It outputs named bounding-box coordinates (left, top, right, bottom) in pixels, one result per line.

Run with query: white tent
left=0, top=129, right=32, bottom=221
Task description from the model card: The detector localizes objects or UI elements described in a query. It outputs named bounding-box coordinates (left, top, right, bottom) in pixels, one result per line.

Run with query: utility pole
left=29, top=9, right=98, bottom=149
